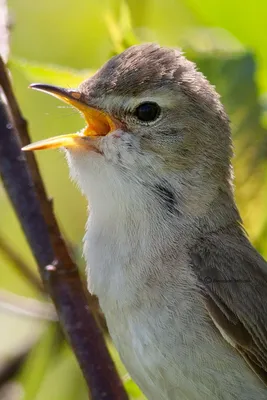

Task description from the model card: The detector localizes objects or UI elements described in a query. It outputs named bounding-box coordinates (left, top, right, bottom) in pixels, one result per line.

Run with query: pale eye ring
left=133, top=102, right=161, bottom=123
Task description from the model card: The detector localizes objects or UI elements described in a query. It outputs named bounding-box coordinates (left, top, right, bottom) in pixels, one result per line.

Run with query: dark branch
left=0, top=56, right=128, bottom=399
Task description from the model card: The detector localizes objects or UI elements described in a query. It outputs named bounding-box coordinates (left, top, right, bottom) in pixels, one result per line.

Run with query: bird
left=23, top=43, right=267, bottom=400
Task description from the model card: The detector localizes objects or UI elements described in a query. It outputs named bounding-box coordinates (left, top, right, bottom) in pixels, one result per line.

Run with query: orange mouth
left=22, top=84, right=117, bottom=151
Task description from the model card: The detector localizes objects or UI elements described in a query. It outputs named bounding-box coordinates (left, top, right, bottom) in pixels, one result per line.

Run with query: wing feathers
left=191, top=229, right=267, bottom=387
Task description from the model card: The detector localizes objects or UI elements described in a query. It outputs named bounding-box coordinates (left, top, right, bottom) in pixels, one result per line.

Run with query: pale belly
left=84, top=214, right=267, bottom=399
left=103, top=305, right=267, bottom=400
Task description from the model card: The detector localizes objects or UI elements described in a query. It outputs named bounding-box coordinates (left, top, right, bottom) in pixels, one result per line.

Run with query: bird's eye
left=134, top=102, right=161, bottom=123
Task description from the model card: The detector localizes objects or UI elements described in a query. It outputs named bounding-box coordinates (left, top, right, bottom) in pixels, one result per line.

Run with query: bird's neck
left=84, top=174, right=240, bottom=309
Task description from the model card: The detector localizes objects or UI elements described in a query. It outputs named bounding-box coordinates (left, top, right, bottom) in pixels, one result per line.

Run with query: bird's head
left=23, top=44, right=233, bottom=216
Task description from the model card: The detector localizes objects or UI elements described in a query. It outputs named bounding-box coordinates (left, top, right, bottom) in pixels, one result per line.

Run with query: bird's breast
left=83, top=206, right=267, bottom=400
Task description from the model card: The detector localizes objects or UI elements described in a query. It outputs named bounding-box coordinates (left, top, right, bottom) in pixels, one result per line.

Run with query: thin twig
left=0, top=290, right=57, bottom=320
left=0, top=340, right=36, bottom=387
left=0, top=382, right=23, bottom=400
left=0, top=234, right=44, bottom=293
left=0, top=325, right=65, bottom=389
left=0, top=56, right=128, bottom=399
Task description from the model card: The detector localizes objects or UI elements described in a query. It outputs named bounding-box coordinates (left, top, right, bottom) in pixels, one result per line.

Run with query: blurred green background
left=1, top=0, right=267, bottom=399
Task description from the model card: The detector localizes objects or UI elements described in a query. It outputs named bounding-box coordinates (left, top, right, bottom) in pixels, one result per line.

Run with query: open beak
left=22, top=84, right=116, bottom=151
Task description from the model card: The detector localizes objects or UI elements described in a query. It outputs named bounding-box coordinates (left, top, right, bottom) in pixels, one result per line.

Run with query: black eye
left=134, top=102, right=161, bottom=122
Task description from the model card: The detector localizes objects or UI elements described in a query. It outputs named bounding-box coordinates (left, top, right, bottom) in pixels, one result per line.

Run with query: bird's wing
left=190, top=230, right=267, bottom=386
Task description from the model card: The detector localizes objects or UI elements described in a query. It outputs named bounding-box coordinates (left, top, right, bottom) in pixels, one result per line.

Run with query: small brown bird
left=23, top=44, right=267, bottom=400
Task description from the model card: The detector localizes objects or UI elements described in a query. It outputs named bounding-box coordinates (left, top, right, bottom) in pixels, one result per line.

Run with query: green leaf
left=10, top=58, right=94, bottom=87
left=105, top=0, right=138, bottom=55
left=183, top=0, right=267, bottom=93
left=19, top=324, right=58, bottom=400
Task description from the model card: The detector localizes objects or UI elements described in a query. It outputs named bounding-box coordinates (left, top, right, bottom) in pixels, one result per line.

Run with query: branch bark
left=0, top=56, right=128, bottom=399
